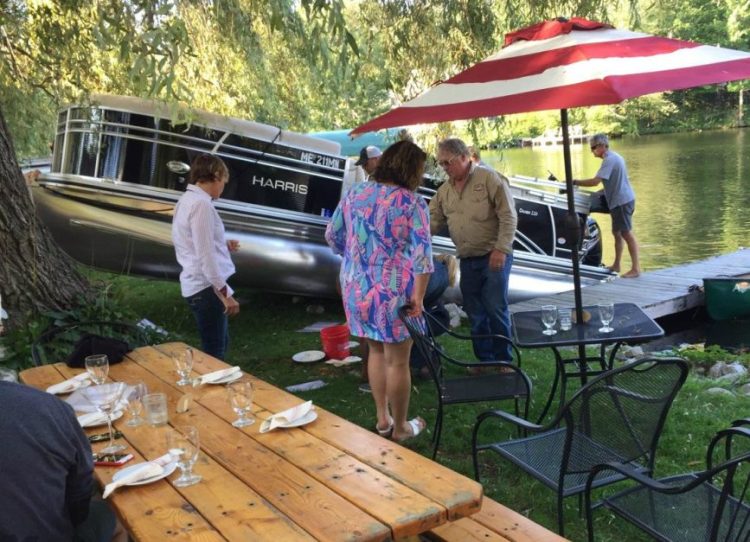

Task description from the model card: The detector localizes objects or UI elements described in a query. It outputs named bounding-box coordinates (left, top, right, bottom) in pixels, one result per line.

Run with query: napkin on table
left=46, top=373, right=91, bottom=395
left=77, top=410, right=122, bottom=428
left=259, top=401, right=314, bottom=433
left=102, top=452, right=174, bottom=498
left=196, top=366, right=241, bottom=385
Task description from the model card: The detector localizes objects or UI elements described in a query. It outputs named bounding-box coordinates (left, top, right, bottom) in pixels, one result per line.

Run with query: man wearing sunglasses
left=573, top=133, right=641, bottom=278
left=430, top=138, right=517, bottom=365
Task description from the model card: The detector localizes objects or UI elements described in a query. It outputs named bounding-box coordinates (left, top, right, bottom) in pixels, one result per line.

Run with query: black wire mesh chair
left=398, top=305, right=532, bottom=460
left=472, top=356, right=689, bottom=536
left=585, top=424, right=750, bottom=542
left=31, top=321, right=152, bottom=366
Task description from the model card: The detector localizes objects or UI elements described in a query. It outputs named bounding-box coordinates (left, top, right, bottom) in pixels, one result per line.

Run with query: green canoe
left=703, top=275, right=750, bottom=321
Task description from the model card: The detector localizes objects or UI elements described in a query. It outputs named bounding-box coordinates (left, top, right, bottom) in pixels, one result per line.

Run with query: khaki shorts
left=611, top=201, right=634, bottom=233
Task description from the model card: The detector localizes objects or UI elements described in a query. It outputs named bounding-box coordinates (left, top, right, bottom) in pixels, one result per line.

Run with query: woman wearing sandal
left=325, top=141, right=431, bottom=442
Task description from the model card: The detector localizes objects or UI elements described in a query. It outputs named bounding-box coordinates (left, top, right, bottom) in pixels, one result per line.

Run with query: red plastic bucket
left=320, top=324, right=350, bottom=359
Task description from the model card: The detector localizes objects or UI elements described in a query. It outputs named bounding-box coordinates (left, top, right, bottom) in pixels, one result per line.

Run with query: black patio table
left=511, top=302, right=665, bottom=422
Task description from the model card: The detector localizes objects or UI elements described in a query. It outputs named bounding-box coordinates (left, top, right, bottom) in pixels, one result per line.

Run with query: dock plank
left=510, top=248, right=750, bottom=319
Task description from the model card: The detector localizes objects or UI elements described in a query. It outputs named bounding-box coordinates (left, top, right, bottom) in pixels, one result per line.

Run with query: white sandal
left=393, top=417, right=426, bottom=443
left=376, top=416, right=394, bottom=437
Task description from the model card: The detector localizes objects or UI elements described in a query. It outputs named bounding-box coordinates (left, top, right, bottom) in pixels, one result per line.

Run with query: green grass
left=49, top=272, right=750, bottom=540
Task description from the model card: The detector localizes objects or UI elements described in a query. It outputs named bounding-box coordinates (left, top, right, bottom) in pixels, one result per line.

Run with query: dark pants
left=460, top=253, right=513, bottom=361
left=186, top=286, right=229, bottom=360
left=410, top=259, right=450, bottom=372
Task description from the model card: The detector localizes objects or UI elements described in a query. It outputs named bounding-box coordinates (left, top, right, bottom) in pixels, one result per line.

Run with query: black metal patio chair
left=398, top=305, right=532, bottom=460
left=472, top=356, right=689, bottom=536
left=585, top=425, right=750, bottom=542
left=31, top=320, right=152, bottom=366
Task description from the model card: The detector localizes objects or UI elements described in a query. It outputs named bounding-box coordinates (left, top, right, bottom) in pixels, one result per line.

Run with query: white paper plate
left=80, top=410, right=123, bottom=428
left=207, top=371, right=243, bottom=385
left=280, top=409, right=318, bottom=428
left=112, top=459, right=178, bottom=486
left=292, top=350, right=326, bottom=363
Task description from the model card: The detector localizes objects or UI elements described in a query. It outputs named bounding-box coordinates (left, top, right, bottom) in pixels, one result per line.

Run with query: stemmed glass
left=167, top=426, right=202, bottom=487
left=227, top=380, right=255, bottom=427
left=598, top=303, right=615, bottom=333
left=85, top=354, right=109, bottom=385
left=82, top=382, right=127, bottom=453
left=172, top=348, right=193, bottom=386
left=541, top=305, right=558, bottom=335
left=125, top=381, right=148, bottom=427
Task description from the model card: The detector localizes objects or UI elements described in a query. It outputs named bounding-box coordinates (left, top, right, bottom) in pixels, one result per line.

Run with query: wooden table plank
left=125, top=346, right=392, bottom=541
left=153, top=344, right=484, bottom=522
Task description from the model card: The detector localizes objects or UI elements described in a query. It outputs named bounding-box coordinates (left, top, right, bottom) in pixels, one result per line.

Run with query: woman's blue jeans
left=459, top=253, right=513, bottom=362
left=186, top=287, right=229, bottom=360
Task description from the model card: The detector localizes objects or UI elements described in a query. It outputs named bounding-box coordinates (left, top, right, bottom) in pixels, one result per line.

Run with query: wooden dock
left=510, top=248, right=750, bottom=320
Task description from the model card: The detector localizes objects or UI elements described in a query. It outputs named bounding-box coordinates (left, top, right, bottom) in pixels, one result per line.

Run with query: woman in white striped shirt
left=172, top=154, right=240, bottom=360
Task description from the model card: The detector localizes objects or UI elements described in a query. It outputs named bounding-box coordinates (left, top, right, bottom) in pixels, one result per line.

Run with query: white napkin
left=102, top=452, right=174, bottom=498
left=197, top=366, right=241, bottom=385
left=46, top=373, right=91, bottom=395
left=325, top=356, right=362, bottom=367
left=77, top=410, right=121, bottom=428
left=260, top=401, right=314, bottom=433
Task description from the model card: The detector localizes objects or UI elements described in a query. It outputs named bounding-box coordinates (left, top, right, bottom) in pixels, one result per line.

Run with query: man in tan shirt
left=430, top=138, right=517, bottom=362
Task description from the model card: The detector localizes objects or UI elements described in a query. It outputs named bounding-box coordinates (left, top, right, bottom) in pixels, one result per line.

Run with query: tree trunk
left=0, top=107, right=88, bottom=329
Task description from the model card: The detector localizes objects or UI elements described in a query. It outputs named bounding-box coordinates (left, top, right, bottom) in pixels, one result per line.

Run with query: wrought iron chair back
left=398, top=305, right=531, bottom=460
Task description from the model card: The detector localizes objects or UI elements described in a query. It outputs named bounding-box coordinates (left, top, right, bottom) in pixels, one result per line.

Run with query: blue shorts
left=611, top=201, right=634, bottom=233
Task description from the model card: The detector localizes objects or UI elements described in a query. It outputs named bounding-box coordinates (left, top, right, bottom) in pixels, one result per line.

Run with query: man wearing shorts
left=573, top=133, right=641, bottom=278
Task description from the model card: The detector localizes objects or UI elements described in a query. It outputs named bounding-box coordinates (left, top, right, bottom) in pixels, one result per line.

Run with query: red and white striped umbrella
left=352, top=17, right=750, bottom=134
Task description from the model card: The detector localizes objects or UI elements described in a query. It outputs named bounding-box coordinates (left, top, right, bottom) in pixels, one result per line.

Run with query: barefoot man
left=573, top=134, right=641, bottom=278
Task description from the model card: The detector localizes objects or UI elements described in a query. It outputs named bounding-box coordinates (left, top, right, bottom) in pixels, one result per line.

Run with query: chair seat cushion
left=442, top=373, right=528, bottom=404
left=488, top=428, right=644, bottom=496
left=601, top=473, right=750, bottom=542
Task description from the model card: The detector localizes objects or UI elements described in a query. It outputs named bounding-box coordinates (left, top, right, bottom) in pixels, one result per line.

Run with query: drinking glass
left=125, top=381, right=148, bottom=427
left=558, top=308, right=572, bottom=331
left=143, top=392, right=169, bottom=426
left=85, top=354, right=109, bottom=385
left=172, top=347, right=193, bottom=386
left=167, top=426, right=202, bottom=487
left=541, top=305, right=558, bottom=335
left=227, top=380, right=255, bottom=427
left=82, top=382, right=127, bottom=453
left=598, top=302, right=615, bottom=333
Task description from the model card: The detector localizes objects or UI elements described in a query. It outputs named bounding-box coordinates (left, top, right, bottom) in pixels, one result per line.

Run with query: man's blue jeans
left=459, top=253, right=513, bottom=361
left=186, top=287, right=229, bottom=360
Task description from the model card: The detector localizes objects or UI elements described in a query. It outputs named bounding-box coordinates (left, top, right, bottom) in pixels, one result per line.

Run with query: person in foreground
left=430, top=138, right=517, bottom=364
left=573, top=133, right=641, bottom=278
left=172, top=154, right=240, bottom=360
left=326, top=141, right=432, bottom=442
left=0, top=381, right=124, bottom=542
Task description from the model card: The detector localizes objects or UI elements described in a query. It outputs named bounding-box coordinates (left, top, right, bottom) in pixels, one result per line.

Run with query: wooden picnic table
left=20, top=342, right=484, bottom=541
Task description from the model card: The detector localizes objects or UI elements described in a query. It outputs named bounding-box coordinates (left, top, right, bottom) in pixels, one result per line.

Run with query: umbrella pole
left=560, top=109, right=588, bottom=376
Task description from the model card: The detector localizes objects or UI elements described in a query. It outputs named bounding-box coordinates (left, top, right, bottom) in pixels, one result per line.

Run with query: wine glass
left=172, top=347, right=193, bottom=386
left=125, top=381, right=148, bottom=427
left=541, top=305, right=558, bottom=335
left=227, top=380, right=255, bottom=427
left=82, top=382, right=127, bottom=453
left=598, top=302, right=615, bottom=333
left=167, top=426, right=202, bottom=487
left=85, top=354, right=109, bottom=385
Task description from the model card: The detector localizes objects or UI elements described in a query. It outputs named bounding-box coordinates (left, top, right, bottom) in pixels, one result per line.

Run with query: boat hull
left=703, top=276, right=750, bottom=321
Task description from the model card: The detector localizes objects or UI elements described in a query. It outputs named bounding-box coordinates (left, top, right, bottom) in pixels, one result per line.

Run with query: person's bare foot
left=605, top=265, right=620, bottom=273
left=621, top=269, right=641, bottom=278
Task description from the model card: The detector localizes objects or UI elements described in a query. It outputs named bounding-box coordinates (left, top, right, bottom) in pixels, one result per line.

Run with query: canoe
left=703, top=275, right=750, bottom=321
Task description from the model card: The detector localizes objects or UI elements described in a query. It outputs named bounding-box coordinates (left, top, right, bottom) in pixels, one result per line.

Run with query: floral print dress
left=325, top=181, right=433, bottom=343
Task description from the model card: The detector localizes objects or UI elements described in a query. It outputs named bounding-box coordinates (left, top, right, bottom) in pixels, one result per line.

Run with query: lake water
left=483, top=130, right=750, bottom=271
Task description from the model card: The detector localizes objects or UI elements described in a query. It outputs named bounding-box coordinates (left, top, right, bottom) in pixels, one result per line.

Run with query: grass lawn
left=68, top=272, right=750, bottom=540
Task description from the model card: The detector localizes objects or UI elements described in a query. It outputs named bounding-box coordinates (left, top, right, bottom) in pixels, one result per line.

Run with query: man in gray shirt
left=573, top=133, right=641, bottom=278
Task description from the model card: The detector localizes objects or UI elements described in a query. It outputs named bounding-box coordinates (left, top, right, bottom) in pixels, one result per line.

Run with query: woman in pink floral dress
left=326, top=141, right=432, bottom=442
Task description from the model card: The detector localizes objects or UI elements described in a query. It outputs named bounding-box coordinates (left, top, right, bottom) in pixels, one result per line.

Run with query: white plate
left=112, top=459, right=178, bottom=486
left=280, top=410, right=318, bottom=428
left=207, top=371, right=243, bottom=385
left=80, top=410, right=123, bottom=428
left=347, top=341, right=360, bottom=349
left=292, top=350, right=326, bottom=363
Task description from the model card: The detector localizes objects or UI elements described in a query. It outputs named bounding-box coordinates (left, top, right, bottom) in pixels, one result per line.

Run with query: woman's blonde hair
left=435, top=254, right=458, bottom=287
